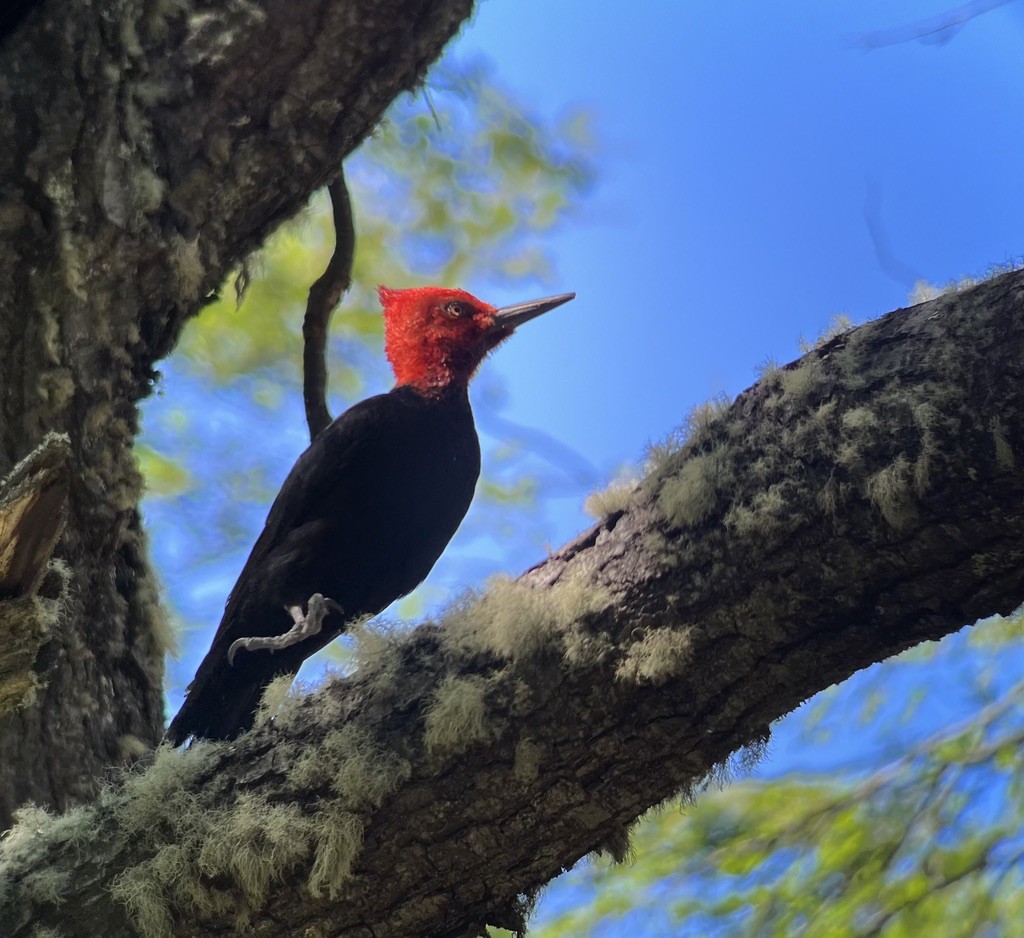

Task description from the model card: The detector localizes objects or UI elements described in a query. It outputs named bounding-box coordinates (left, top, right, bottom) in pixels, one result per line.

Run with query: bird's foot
left=227, top=593, right=343, bottom=665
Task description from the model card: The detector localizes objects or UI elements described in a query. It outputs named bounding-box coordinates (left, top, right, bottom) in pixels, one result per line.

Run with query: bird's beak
left=490, top=292, right=576, bottom=331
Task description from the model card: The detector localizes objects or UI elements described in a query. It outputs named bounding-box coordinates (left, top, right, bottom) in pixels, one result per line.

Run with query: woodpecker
left=165, top=286, right=575, bottom=743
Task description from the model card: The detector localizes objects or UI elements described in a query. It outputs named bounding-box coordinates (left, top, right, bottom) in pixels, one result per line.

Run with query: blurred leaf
left=136, top=443, right=192, bottom=498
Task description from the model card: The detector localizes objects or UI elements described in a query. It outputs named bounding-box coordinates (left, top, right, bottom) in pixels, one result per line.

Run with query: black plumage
left=1, top=0, right=40, bottom=44
left=165, top=385, right=480, bottom=744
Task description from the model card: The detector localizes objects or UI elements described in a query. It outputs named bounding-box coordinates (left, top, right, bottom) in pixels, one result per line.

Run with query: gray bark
left=0, top=0, right=474, bottom=825
left=2, top=272, right=1023, bottom=936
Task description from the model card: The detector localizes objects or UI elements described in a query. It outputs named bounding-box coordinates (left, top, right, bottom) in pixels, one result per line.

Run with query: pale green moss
left=116, top=742, right=222, bottom=837
left=644, top=396, right=733, bottom=479
left=286, top=724, right=410, bottom=806
left=817, top=475, right=850, bottom=517
left=348, top=618, right=412, bottom=691
left=333, top=734, right=409, bottom=806
left=583, top=477, right=638, bottom=519
left=836, top=440, right=861, bottom=470
left=684, top=395, right=731, bottom=442
left=644, top=429, right=688, bottom=476
left=866, top=455, right=917, bottom=530
left=909, top=280, right=942, bottom=304
left=562, top=625, right=614, bottom=669
left=444, top=576, right=609, bottom=663
left=724, top=486, right=788, bottom=539
left=909, top=260, right=1022, bottom=306
left=910, top=402, right=943, bottom=498
left=810, top=399, right=837, bottom=427
left=658, top=449, right=729, bottom=528
left=513, top=739, right=545, bottom=783
left=308, top=806, right=364, bottom=899
left=0, top=803, right=97, bottom=888
left=99, top=724, right=409, bottom=936
left=918, top=275, right=978, bottom=300
left=841, top=407, right=877, bottom=432
left=109, top=869, right=173, bottom=938
left=776, top=358, right=819, bottom=402
left=110, top=842, right=229, bottom=932
left=253, top=673, right=302, bottom=728
left=195, top=796, right=313, bottom=908
left=798, top=314, right=854, bottom=353
left=757, top=356, right=781, bottom=382
left=991, top=416, right=1015, bottom=470
left=424, top=675, right=492, bottom=757
left=21, top=869, right=68, bottom=905
left=169, top=234, right=204, bottom=302
left=616, top=627, right=694, bottom=685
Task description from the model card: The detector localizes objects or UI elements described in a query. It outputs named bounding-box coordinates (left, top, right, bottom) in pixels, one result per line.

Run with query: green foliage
left=135, top=443, right=191, bottom=498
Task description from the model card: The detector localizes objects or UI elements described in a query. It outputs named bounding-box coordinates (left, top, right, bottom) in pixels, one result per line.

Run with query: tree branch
left=4, top=271, right=1024, bottom=936
left=849, top=0, right=1014, bottom=50
left=303, top=171, right=356, bottom=441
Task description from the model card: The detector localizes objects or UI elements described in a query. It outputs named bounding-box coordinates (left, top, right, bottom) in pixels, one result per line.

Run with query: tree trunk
left=2, top=272, right=1024, bottom=936
left=0, top=0, right=475, bottom=826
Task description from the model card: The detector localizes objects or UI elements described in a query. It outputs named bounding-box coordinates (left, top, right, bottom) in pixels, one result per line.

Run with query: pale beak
left=490, top=292, right=576, bottom=331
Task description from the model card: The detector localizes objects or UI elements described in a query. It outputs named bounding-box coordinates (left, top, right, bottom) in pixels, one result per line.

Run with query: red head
left=379, top=286, right=575, bottom=393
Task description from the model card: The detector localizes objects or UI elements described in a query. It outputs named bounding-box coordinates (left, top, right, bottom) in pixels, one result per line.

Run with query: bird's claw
left=227, top=593, right=341, bottom=666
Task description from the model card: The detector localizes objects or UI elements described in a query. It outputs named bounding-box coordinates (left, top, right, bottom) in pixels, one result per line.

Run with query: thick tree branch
left=4, top=272, right=1024, bottom=936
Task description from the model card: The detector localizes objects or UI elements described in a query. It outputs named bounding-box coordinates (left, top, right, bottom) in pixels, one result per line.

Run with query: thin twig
left=303, top=168, right=355, bottom=441
left=848, top=0, right=1015, bottom=51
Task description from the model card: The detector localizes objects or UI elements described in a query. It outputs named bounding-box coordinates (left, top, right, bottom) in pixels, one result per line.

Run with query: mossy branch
left=4, top=272, right=1024, bottom=935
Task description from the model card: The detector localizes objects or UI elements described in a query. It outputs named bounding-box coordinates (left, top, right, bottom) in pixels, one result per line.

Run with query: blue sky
left=146, top=1, right=1024, bottom=930
left=458, top=0, right=1024, bottom=534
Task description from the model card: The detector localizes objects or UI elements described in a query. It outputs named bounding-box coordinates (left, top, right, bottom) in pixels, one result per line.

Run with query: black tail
left=165, top=653, right=298, bottom=745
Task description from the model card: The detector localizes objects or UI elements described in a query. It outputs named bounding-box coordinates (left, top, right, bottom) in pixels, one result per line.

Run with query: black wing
left=166, top=392, right=404, bottom=742
left=165, top=386, right=479, bottom=743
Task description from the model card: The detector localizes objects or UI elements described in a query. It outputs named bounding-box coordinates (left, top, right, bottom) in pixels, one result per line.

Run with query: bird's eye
left=445, top=302, right=465, bottom=319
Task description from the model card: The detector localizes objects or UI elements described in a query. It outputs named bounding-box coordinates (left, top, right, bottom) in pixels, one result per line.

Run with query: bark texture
left=0, top=0, right=474, bottom=825
left=2, top=272, right=1024, bottom=936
